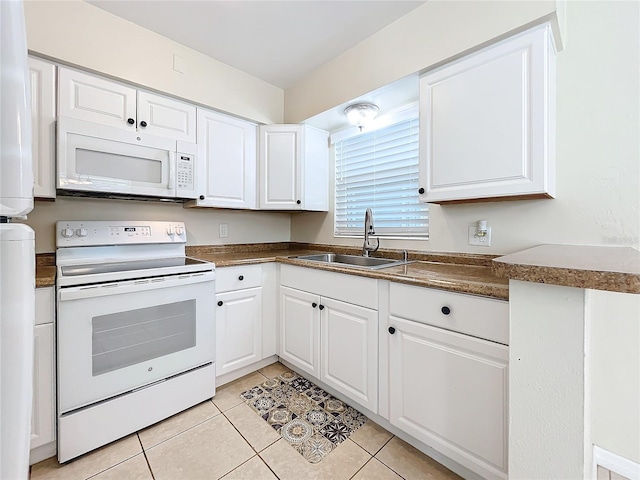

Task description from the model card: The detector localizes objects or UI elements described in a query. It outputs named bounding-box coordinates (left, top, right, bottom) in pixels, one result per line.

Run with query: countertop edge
left=214, top=255, right=509, bottom=300
left=492, top=245, right=640, bottom=294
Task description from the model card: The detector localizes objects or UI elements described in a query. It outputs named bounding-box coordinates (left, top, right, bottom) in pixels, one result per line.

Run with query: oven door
left=57, top=271, right=215, bottom=413
left=57, top=117, right=177, bottom=198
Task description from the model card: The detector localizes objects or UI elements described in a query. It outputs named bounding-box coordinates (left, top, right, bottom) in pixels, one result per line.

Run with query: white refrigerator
left=0, top=0, right=36, bottom=479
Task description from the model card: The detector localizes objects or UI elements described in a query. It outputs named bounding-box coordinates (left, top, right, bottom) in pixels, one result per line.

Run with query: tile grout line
left=348, top=456, right=375, bottom=480
left=138, top=401, right=222, bottom=452
left=369, top=433, right=395, bottom=457
left=137, top=433, right=157, bottom=480
left=256, top=446, right=283, bottom=480
left=373, top=436, right=408, bottom=480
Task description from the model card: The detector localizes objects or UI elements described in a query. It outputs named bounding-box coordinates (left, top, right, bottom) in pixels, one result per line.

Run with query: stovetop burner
left=60, top=257, right=210, bottom=277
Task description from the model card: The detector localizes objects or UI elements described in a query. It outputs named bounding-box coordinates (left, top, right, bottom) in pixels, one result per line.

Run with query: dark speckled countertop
left=187, top=243, right=509, bottom=300
left=35, top=243, right=510, bottom=299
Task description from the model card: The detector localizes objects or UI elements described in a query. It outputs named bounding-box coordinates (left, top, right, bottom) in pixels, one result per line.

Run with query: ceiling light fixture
left=344, top=102, right=379, bottom=130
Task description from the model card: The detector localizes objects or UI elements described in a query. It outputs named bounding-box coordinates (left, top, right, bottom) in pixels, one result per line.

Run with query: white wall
left=508, top=281, right=587, bottom=479
left=289, top=1, right=640, bottom=254
left=284, top=0, right=559, bottom=123
left=23, top=198, right=291, bottom=253
left=24, top=0, right=283, bottom=124
left=588, top=290, right=640, bottom=464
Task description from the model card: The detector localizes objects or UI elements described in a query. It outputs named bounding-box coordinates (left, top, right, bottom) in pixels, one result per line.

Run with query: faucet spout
left=362, top=208, right=380, bottom=257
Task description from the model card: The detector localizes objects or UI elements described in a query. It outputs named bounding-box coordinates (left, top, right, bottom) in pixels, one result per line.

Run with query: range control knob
left=175, top=226, right=184, bottom=236
left=166, top=226, right=175, bottom=236
left=76, top=227, right=88, bottom=238
left=61, top=227, right=74, bottom=238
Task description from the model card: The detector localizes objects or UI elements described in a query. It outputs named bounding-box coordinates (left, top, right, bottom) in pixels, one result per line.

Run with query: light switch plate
left=468, top=226, right=492, bottom=246
left=219, top=223, right=229, bottom=238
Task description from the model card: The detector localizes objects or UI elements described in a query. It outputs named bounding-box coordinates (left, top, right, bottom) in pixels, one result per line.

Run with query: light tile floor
left=31, top=363, right=462, bottom=480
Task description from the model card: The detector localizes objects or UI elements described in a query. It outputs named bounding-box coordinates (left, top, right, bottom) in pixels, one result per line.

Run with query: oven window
left=92, top=300, right=196, bottom=376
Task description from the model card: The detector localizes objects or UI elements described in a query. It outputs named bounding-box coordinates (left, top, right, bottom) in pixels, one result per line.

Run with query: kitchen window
left=334, top=103, right=428, bottom=238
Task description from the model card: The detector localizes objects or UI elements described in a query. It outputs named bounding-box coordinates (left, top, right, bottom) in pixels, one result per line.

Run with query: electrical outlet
left=219, top=223, right=229, bottom=238
left=468, top=225, right=492, bottom=246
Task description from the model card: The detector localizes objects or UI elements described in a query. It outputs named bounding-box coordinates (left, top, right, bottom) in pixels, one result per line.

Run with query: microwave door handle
left=168, top=150, right=176, bottom=191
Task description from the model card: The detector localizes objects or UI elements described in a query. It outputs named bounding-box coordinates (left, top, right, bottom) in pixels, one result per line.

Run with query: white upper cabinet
left=419, top=23, right=556, bottom=203
left=137, top=91, right=196, bottom=142
left=189, top=108, right=257, bottom=209
left=58, top=67, right=196, bottom=142
left=58, top=68, right=136, bottom=129
left=28, top=57, right=56, bottom=199
left=259, top=124, right=329, bottom=211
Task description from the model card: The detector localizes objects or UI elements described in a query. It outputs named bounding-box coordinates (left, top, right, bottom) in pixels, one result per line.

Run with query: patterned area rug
left=239, top=370, right=367, bottom=463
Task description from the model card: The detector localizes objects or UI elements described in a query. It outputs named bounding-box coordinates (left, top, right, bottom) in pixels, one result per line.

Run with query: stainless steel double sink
left=294, top=253, right=413, bottom=270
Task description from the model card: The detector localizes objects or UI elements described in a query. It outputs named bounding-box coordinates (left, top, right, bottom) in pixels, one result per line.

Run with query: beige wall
left=23, top=0, right=289, bottom=253
left=284, top=0, right=559, bottom=123
left=23, top=198, right=291, bottom=253
left=24, top=0, right=283, bottom=124
left=289, top=1, right=640, bottom=254
left=589, top=290, right=640, bottom=464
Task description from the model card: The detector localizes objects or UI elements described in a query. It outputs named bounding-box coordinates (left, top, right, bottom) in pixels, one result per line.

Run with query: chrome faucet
left=362, top=208, right=380, bottom=257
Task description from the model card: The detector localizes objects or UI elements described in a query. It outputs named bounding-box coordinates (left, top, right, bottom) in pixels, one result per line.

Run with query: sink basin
left=294, top=253, right=412, bottom=270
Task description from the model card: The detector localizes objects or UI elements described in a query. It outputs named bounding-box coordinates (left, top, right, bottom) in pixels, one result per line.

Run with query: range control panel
left=56, top=221, right=187, bottom=247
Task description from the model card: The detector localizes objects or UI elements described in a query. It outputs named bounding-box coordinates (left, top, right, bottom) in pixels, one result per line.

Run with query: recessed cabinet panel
left=320, top=298, right=378, bottom=412
left=419, top=23, right=555, bottom=203
left=389, top=317, right=509, bottom=479
left=28, top=57, right=56, bottom=198
left=260, top=127, right=300, bottom=208
left=258, top=124, right=329, bottom=211
left=429, top=51, right=527, bottom=186
left=279, top=286, right=320, bottom=378
left=137, top=91, right=196, bottom=143
left=192, top=109, right=257, bottom=209
left=216, top=287, right=262, bottom=376
left=58, top=68, right=136, bottom=129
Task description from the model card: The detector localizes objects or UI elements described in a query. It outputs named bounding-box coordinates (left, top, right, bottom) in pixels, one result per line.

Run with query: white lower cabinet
left=31, top=287, right=56, bottom=464
left=279, top=265, right=378, bottom=412
left=279, top=286, right=320, bottom=378
left=319, top=297, right=378, bottom=412
left=216, top=287, right=262, bottom=376
left=387, top=283, right=509, bottom=480
left=215, top=265, right=268, bottom=377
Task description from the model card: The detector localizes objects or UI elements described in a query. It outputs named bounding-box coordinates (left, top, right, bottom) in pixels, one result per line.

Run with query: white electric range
left=55, top=221, right=216, bottom=462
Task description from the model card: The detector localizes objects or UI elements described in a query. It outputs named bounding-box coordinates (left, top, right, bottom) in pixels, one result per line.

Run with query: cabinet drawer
left=35, top=287, right=54, bottom=326
left=216, top=265, right=262, bottom=293
left=389, top=283, right=508, bottom=345
left=280, top=264, right=377, bottom=309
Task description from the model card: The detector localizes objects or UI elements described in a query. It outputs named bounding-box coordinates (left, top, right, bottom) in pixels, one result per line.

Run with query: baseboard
left=216, top=355, right=279, bottom=387
left=593, top=445, right=640, bottom=480
left=29, top=442, right=56, bottom=465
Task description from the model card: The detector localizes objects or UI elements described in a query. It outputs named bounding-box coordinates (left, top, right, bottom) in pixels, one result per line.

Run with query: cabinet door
left=31, top=323, right=55, bottom=450
left=279, top=286, right=320, bottom=378
left=320, top=298, right=378, bottom=412
left=58, top=67, right=137, bottom=129
left=419, top=24, right=555, bottom=203
left=259, top=125, right=302, bottom=210
left=216, top=287, right=262, bottom=376
left=195, top=109, right=257, bottom=209
left=389, top=316, right=508, bottom=479
left=137, top=91, right=196, bottom=142
left=28, top=58, right=56, bottom=198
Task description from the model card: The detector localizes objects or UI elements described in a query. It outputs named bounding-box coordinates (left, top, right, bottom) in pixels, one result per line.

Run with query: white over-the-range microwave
left=57, top=117, right=198, bottom=200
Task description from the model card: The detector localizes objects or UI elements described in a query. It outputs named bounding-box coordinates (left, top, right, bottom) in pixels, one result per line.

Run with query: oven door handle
left=58, top=271, right=215, bottom=302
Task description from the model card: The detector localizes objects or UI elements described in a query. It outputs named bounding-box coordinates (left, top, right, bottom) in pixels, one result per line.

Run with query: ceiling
left=87, top=1, right=426, bottom=89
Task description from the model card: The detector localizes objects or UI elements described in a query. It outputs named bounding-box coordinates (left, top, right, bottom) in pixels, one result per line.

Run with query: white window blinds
left=334, top=113, right=428, bottom=237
